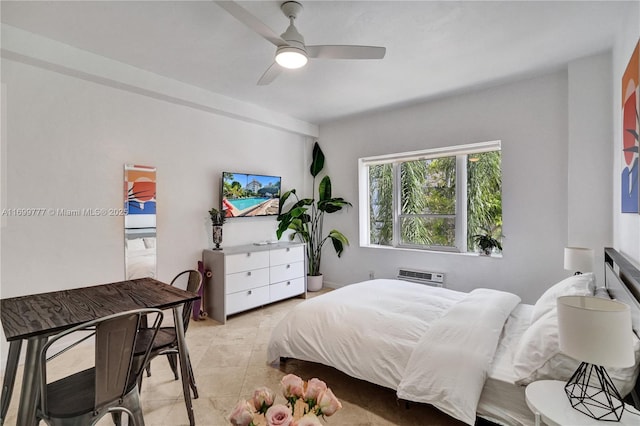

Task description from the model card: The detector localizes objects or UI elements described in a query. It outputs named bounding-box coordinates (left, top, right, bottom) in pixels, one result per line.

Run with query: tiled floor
left=2, top=290, right=471, bottom=426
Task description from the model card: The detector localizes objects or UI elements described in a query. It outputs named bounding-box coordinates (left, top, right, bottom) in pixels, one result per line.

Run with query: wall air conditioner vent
left=397, top=268, right=445, bottom=287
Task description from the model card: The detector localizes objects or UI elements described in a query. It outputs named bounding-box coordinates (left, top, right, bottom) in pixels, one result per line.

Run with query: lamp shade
left=563, top=247, right=594, bottom=273
left=557, top=295, right=634, bottom=368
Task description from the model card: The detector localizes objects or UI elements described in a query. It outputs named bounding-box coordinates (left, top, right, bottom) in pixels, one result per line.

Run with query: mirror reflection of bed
left=125, top=229, right=157, bottom=279
left=267, top=248, right=640, bottom=426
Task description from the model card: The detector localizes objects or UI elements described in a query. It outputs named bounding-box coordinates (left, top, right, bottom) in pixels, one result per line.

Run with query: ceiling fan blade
left=307, top=45, right=386, bottom=60
left=257, top=63, right=283, bottom=85
left=215, top=1, right=288, bottom=47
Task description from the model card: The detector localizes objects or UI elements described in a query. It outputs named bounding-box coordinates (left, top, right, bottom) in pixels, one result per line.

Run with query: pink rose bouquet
left=265, top=404, right=293, bottom=426
left=252, top=386, right=276, bottom=414
left=228, top=375, right=342, bottom=426
left=229, top=399, right=254, bottom=426
left=293, top=413, right=323, bottom=426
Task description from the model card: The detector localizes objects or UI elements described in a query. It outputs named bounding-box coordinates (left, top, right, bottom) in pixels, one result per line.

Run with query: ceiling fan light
left=275, top=46, right=308, bottom=69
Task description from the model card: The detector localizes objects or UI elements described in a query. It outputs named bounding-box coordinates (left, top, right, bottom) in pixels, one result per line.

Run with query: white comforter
left=267, top=279, right=521, bottom=425
left=126, top=248, right=156, bottom=279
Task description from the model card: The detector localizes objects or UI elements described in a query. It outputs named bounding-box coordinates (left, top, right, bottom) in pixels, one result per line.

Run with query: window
left=359, top=141, right=502, bottom=253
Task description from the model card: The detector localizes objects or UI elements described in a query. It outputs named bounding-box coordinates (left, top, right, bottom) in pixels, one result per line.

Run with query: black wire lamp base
left=564, top=362, right=626, bottom=422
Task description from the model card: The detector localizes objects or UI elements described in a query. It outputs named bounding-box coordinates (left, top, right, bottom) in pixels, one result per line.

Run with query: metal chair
left=137, top=270, right=202, bottom=399
left=36, top=308, right=163, bottom=426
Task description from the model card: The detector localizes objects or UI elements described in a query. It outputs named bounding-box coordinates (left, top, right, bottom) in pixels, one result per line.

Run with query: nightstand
left=525, top=380, right=640, bottom=426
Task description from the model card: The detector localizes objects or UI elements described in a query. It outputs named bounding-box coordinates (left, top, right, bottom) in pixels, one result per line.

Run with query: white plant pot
left=307, top=274, right=323, bottom=292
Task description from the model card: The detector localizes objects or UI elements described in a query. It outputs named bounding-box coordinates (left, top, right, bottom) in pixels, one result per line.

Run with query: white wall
left=319, top=67, right=613, bottom=304
left=567, top=53, right=613, bottom=275
left=1, top=58, right=310, bottom=295
left=612, top=3, right=640, bottom=264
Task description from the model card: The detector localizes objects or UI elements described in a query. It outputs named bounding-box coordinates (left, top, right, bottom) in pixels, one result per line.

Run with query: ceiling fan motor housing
left=279, top=1, right=305, bottom=52
left=281, top=1, right=303, bottom=20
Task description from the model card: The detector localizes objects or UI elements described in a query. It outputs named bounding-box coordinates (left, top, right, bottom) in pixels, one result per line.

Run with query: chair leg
left=105, top=407, right=137, bottom=426
left=110, top=411, right=122, bottom=426
left=187, top=356, right=198, bottom=399
left=167, top=353, right=179, bottom=380
left=129, top=395, right=145, bottom=426
left=1, top=340, right=22, bottom=424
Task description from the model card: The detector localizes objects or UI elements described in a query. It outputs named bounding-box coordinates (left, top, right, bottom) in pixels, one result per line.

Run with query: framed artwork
left=622, top=40, right=639, bottom=213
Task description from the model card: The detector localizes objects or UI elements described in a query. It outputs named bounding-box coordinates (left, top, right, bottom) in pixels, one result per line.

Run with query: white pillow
left=143, top=237, right=156, bottom=249
left=127, top=238, right=145, bottom=251
left=513, top=309, right=561, bottom=383
left=512, top=302, right=640, bottom=396
left=531, top=273, right=595, bottom=324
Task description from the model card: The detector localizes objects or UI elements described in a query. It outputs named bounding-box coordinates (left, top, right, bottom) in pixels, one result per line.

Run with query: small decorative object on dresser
left=202, top=242, right=306, bottom=324
left=209, top=207, right=225, bottom=250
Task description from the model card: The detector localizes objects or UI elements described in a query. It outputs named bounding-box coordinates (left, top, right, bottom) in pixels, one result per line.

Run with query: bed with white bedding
left=125, top=236, right=156, bottom=279
left=267, top=249, right=640, bottom=426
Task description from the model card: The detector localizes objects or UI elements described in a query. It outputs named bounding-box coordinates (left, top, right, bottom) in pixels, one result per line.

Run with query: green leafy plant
left=472, top=233, right=502, bottom=255
left=276, top=142, right=352, bottom=276
left=209, top=207, right=225, bottom=226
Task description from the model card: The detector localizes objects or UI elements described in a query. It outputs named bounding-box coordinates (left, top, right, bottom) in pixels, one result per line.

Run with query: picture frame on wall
left=621, top=39, right=639, bottom=214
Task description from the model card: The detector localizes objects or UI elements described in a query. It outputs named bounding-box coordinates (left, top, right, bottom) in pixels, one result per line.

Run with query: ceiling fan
left=215, top=1, right=386, bottom=85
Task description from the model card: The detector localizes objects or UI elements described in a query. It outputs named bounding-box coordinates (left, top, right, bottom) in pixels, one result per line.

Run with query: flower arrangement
left=229, top=374, right=342, bottom=426
left=209, top=207, right=226, bottom=226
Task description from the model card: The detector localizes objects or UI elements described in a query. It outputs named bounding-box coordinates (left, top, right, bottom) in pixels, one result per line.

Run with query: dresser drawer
left=226, top=285, right=270, bottom=315
left=270, top=261, right=304, bottom=284
left=225, top=251, right=269, bottom=274
left=226, top=267, right=269, bottom=294
left=270, top=246, right=304, bottom=266
left=270, top=277, right=305, bottom=302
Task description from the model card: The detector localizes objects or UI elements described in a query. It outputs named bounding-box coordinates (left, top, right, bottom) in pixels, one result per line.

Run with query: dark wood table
left=0, top=278, right=200, bottom=426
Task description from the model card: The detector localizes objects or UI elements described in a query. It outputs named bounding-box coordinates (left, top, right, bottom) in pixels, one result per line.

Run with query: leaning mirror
left=124, top=164, right=157, bottom=279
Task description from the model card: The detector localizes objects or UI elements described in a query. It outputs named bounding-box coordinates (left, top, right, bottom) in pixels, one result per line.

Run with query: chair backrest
left=170, top=269, right=202, bottom=331
left=39, top=308, right=163, bottom=416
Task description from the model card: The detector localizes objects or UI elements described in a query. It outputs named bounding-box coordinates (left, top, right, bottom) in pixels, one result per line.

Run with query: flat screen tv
left=222, top=172, right=281, bottom=217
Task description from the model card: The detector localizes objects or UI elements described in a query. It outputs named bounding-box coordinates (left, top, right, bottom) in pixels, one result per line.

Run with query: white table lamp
left=557, top=295, right=635, bottom=421
left=564, top=247, right=594, bottom=275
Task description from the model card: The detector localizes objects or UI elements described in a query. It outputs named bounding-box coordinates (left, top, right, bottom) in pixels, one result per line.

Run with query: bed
left=267, top=248, right=640, bottom=426
left=125, top=233, right=157, bottom=279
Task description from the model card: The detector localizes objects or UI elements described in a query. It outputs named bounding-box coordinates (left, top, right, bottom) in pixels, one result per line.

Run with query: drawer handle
left=287, top=281, right=291, bottom=286
left=248, top=290, right=252, bottom=295
left=286, top=248, right=290, bottom=252
left=247, top=271, right=252, bottom=277
left=246, top=252, right=251, bottom=257
left=286, top=264, right=291, bottom=269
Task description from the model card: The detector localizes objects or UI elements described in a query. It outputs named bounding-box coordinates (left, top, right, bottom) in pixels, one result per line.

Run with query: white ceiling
left=0, top=1, right=633, bottom=124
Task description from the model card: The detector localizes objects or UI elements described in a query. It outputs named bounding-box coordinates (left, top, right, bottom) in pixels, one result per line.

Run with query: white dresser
left=202, top=242, right=306, bottom=323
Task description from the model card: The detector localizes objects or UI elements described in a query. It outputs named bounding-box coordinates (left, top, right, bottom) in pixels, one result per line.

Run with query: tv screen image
left=222, top=172, right=281, bottom=217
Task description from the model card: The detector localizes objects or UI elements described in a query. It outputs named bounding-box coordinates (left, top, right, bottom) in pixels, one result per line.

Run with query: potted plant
left=209, top=207, right=225, bottom=250
left=276, top=142, right=352, bottom=291
left=472, top=233, right=502, bottom=256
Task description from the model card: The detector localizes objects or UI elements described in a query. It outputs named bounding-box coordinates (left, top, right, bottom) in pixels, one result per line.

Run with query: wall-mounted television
left=222, top=172, right=281, bottom=217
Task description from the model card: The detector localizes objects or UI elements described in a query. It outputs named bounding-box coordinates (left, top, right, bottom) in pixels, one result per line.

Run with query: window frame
left=358, top=140, right=501, bottom=253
